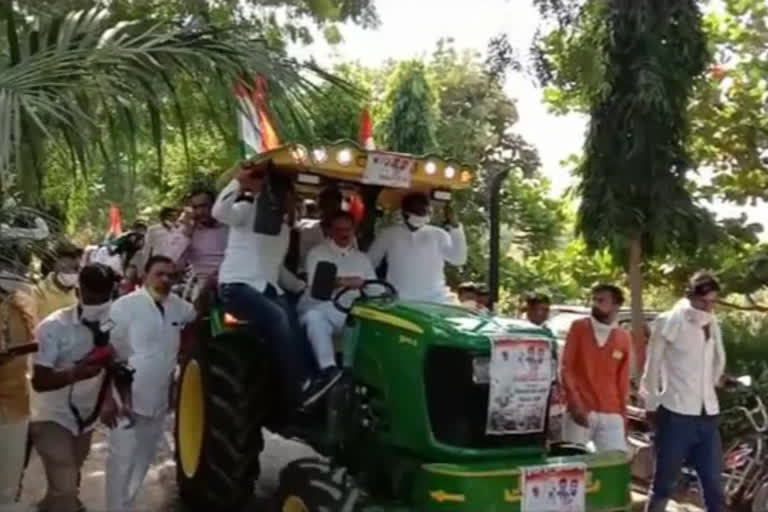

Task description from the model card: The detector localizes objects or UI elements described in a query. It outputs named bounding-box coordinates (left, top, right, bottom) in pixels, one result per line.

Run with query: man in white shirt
left=134, top=207, right=178, bottom=277
left=642, top=272, right=726, bottom=512
left=299, top=211, right=376, bottom=376
left=367, top=193, right=467, bottom=303
left=297, top=185, right=345, bottom=271
left=103, top=255, right=196, bottom=512
left=29, top=264, right=117, bottom=512
left=212, top=161, right=340, bottom=410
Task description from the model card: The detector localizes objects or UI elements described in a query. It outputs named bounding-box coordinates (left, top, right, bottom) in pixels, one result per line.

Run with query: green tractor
left=173, top=142, right=632, bottom=511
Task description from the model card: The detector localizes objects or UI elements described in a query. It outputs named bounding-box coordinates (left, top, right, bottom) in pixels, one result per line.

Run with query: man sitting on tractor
left=297, top=184, right=351, bottom=272
left=367, top=192, right=467, bottom=303
left=298, top=210, right=376, bottom=379
left=212, top=161, right=340, bottom=409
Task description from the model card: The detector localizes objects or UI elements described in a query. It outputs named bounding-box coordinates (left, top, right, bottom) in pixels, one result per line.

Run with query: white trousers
left=0, top=420, right=27, bottom=505
left=563, top=411, right=627, bottom=452
left=300, top=302, right=347, bottom=370
left=106, top=414, right=165, bottom=512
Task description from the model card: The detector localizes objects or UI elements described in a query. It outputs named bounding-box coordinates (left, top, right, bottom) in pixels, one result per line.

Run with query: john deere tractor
left=174, top=142, right=632, bottom=511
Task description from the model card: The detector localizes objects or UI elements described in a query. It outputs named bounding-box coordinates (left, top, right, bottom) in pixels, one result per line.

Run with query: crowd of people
left=0, top=158, right=730, bottom=512
left=0, top=160, right=468, bottom=512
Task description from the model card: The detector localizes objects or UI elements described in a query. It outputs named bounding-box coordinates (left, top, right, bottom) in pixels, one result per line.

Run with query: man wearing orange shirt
left=561, top=284, right=631, bottom=452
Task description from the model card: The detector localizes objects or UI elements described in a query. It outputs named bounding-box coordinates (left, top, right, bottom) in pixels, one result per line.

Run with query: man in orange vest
left=561, top=284, right=631, bottom=452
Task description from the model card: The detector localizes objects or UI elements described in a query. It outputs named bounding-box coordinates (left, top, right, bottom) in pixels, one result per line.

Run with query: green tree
left=574, top=1, right=712, bottom=349
left=381, top=61, right=438, bottom=155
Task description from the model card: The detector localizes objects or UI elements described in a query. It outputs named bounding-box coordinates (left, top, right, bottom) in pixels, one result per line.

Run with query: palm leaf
left=0, top=7, right=354, bottom=202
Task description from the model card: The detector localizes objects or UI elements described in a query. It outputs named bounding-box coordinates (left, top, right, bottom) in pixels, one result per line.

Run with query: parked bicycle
left=627, top=375, right=768, bottom=510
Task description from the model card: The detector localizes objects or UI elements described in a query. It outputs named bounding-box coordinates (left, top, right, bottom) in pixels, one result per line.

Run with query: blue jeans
left=646, top=407, right=724, bottom=512
left=219, top=282, right=309, bottom=406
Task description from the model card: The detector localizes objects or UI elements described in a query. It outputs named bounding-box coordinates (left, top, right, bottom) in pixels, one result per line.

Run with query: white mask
left=406, top=213, right=429, bottom=229
left=687, top=305, right=713, bottom=327
left=328, top=239, right=350, bottom=255
left=56, top=272, right=79, bottom=289
left=461, top=299, right=478, bottom=310
left=81, top=301, right=112, bottom=322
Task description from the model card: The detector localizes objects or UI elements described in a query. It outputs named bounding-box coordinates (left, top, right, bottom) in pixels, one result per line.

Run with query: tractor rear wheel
left=273, top=458, right=368, bottom=512
left=175, top=331, right=271, bottom=511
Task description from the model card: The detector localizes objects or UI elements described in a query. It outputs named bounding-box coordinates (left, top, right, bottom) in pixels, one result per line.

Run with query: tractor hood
left=351, top=299, right=552, bottom=351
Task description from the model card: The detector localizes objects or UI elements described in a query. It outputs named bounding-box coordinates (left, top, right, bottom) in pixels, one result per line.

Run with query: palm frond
left=0, top=7, right=353, bottom=202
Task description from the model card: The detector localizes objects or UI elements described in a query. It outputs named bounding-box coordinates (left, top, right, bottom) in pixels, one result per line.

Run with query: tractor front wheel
left=273, top=458, right=368, bottom=512
left=175, top=331, right=270, bottom=511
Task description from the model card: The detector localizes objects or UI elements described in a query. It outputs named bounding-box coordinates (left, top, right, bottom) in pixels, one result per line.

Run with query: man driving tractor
left=298, top=210, right=377, bottom=379
left=367, top=192, right=467, bottom=303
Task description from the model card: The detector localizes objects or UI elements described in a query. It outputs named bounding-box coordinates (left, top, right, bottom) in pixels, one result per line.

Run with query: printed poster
left=362, top=151, right=414, bottom=188
left=486, top=335, right=552, bottom=435
left=522, top=463, right=587, bottom=512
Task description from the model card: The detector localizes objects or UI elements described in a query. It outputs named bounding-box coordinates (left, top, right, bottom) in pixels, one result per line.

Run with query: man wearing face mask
left=298, top=211, right=377, bottom=376
left=103, top=255, right=196, bottom=512
left=642, top=272, right=726, bottom=512
left=367, top=193, right=467, bottom=303
left=561, top=284, right=631, bottom=452
left=29, top=242, right=83, bottom=324
left=28, top=264, right=117, bottom=512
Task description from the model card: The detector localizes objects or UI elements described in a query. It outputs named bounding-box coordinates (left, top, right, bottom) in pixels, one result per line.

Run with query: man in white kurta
left=299, top=211, right=376, bottom=374
left=104, top=255, right=195, bottom=512
left=367, top=193, right=467, bottom=303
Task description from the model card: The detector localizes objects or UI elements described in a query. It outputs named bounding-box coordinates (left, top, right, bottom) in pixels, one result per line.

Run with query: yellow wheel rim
left=178, top=360, right=204, bottom=478
left=282, top=496, right=309, bottom=512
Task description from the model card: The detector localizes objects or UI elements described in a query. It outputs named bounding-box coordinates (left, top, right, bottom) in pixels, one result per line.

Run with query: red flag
left=348, top=194, right=365, bottom=224
left=254, top=76, right=280, bottom=151
left=359, top=107, right=375, bottom=150
left=107, top=205, right=122, bottom=237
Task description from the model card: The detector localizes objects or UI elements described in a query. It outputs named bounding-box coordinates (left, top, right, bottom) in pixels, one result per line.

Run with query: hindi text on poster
left=362, top=152, right=414, bottom=188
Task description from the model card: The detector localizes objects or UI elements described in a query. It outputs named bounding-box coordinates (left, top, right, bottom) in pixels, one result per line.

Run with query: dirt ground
left=10, top=418, right=701, bottom=512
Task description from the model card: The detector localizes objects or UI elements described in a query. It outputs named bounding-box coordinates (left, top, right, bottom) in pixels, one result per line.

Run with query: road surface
left=14, top=419, right=702, bottom=512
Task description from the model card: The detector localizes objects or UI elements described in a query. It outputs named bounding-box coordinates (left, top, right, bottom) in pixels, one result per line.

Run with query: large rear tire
left=175, top=331, right=271, bottom=511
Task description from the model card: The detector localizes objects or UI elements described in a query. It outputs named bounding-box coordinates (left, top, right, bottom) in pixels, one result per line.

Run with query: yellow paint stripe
left=351, top=307, right=424, bottom=334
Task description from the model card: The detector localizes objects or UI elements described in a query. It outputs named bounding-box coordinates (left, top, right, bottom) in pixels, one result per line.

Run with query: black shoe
left=300, top=366, right=343, bottom=408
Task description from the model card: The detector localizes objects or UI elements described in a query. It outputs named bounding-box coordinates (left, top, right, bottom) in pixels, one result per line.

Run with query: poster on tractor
left=521, top=463, right=587, bottom=512
left=486, top=335, right=552, bottom=435
left=362, top=151, right=414, bottom=188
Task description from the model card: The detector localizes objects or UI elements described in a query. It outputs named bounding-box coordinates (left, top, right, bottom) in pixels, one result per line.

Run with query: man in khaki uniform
left=0, top=286, right=36, bottom=510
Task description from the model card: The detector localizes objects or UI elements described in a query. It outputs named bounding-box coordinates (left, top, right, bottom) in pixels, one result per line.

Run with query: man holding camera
left=104, top=255, right=196, bottom=512
left=28, top=264, right=117, bottom=512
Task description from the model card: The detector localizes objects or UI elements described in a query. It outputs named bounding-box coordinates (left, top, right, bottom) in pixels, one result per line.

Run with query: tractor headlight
left=472, top=356, right=490, bottom=384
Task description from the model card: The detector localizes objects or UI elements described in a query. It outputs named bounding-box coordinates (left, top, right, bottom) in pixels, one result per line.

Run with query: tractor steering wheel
left=332, top=279, right=398, bottom=313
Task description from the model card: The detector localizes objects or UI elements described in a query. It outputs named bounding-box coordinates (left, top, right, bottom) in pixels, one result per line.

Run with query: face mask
left=405, top=213, right=429, bottom=229
left=56, top=272, right=79, bottom=289
left=591, top=306, right=612, bottom=324
left=328, top=239, right=350, bottom=255
left=687, top=304, right=713, bottom=327
left=81, top=301, right=112, bottom=322
left=461, top=299, right=478, bottom=310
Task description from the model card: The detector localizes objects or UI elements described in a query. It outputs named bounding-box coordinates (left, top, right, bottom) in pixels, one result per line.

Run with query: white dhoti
left=106, top=413, right=166, bottom=512
left=300, top=301, right=347, bottom=370
left=563, top=411, right=627, bottom=453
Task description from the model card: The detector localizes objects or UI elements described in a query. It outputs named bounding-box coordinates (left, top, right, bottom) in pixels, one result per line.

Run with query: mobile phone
left=311, top=261, right=338, bottom=301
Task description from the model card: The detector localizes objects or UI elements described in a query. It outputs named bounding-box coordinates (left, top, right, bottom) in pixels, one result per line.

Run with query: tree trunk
left=628, top=235, right=646, bottom=376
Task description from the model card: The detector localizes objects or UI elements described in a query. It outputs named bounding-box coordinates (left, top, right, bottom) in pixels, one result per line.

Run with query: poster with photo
left=486, top=335, right=552, bottom=435
left=522, top=463, right=587, bottom=512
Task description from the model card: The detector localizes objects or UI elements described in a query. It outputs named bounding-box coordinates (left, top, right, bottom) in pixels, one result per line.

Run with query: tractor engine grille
left=424, top=347, right=547, bottom=449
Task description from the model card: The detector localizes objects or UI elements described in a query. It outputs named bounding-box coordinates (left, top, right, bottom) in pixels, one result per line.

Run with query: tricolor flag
left=359, top=107, right=375, bottom=150
left=235, top=76, right=280, bottom=158
left=107, top=205, right=122, bottom=239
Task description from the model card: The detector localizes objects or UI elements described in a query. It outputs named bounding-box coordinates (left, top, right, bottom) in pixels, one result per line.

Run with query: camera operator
left=28, top=264, right=117, bottom=512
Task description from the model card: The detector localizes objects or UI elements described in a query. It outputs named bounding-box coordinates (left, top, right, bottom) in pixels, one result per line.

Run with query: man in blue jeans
left=641, top=272, right=727, bottom=512
left=212, top=160, right=342, bottom=409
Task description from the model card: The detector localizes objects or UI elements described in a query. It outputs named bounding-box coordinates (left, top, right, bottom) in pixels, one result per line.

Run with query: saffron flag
left=235, top=76, right=280, bottom=158
left=107, top=205, right=122, bottom=239
left=359, top=107, right=375, bottom=150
